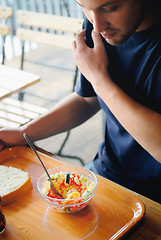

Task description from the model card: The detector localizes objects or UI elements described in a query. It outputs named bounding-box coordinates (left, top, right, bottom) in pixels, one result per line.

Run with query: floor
left=4, top=45, right=103, bottom=167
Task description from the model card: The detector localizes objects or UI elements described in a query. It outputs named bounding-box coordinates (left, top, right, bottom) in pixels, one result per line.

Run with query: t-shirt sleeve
left=74, top=18, right=97, bottom=98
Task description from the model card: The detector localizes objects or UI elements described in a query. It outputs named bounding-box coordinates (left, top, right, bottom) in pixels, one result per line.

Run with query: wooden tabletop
left=0, top=65, right=40, bottom=100
left=0, top=146, right=161, bottom=240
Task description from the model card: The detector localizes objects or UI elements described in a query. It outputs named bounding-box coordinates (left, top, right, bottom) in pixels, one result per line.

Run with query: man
left=0, top=0, right=161, bottom=203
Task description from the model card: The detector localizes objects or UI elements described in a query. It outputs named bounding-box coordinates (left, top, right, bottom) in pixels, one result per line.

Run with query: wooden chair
left=0, top=98, right=47, bottom=127
left=16, top=10, right=82, bottom=84
left=15, top=10, right=84, bottom=165
left=0, top=8, right=48, bottom=133
left=0, top=6, right=13, bottom=64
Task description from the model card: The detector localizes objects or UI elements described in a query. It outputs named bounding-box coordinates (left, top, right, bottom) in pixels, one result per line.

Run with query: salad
left=41, top=171, right=95, bottom=212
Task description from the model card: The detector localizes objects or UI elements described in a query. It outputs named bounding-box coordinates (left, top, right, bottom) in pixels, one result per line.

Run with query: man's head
left=76, top=0, right=160, bottom=45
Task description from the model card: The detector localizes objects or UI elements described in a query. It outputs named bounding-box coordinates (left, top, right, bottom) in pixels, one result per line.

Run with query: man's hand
left=72, top=29, right=109, bottom=89
left=0, top=127, right=26, bottom=150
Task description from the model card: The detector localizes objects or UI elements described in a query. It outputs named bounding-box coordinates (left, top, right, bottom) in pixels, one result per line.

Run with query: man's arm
left=0, top=92, right=100, bottom=149
left=73, top=30, right=161, bottom=163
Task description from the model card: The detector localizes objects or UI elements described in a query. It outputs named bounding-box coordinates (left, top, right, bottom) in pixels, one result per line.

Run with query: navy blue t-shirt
left=75, top=17, right=161, bottom=202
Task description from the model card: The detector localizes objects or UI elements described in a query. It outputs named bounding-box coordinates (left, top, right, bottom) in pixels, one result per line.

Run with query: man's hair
left=144, top=0, right=161, bottom=12
left=154, top=0, right=161, bottom=6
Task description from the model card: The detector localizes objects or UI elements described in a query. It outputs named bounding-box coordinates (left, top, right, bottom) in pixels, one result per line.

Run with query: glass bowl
left=37, top=165, right=97, bottom=213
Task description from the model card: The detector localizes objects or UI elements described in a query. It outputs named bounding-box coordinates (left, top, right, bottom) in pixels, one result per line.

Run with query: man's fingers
left=92, top=30, right=102, bottom=47
left=74, top=29, right=86, bottom=47
left=72, top=29, right=86, bottom=59
left=72, top=40, right=77, bottom=50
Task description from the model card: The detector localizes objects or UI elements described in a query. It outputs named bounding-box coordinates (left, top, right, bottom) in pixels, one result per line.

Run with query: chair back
left=0, top=6, right=13, bottom=36
left=16, top=10, right=83, bottom=49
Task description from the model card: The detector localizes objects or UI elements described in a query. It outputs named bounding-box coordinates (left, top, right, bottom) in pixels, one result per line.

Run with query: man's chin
left=103, top=37, right=121, bottom=46
left=104, top=35, right=129, bottom=46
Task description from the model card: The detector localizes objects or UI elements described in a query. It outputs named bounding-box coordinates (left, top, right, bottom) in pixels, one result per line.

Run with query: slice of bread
left=0, top=165, right=32, bottom=206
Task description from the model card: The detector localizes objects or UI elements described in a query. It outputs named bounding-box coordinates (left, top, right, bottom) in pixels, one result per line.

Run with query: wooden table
left=0, top=65, right=40, bottom=100
left=0, top=146, right=161, bottom=240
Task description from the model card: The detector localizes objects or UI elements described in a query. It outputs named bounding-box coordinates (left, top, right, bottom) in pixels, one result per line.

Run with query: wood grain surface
left=0, top=146, right=158, bottom=240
